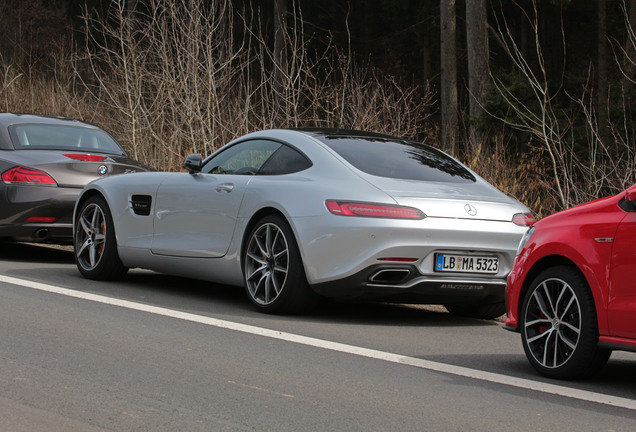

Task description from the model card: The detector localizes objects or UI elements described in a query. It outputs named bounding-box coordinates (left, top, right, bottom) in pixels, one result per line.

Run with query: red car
left=505, top=184, right=636, bottom=379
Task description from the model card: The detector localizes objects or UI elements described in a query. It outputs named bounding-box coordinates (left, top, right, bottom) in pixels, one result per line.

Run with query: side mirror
left=183, top=153, right=203, bottom=174
left=625, top=184, right=636, bottom=205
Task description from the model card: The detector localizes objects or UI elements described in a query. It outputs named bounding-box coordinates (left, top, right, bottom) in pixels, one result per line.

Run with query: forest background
left=0, top=0, right=634, bottom=217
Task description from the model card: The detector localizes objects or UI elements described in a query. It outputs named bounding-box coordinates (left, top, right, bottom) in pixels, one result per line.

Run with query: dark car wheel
left=445, top=302, right=505, bottom=320
left=521, top=266, right=610, bottom=380
left=243, top=215, right=317, bottom=314
left=74, top=195, right=128, bottom=280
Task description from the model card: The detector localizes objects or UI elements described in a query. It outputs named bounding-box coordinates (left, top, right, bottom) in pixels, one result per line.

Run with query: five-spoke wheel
left=74, top=195, right=127, bottom=280
left=521, top=266, right=610, bottom=379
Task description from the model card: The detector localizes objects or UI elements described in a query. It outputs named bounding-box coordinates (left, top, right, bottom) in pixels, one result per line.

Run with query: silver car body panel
left=76, top=129, right=532, bottom=301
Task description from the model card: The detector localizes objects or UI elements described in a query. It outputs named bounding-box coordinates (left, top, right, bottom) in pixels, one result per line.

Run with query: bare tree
left=489, top=0, right=636, bottom=212
left=619, top=0, right=636, bottom=85
left=273, top=0, right=288, bottom=102
left=70, top=0, right=434, bottom=171
left=489, top=0, right=572, bottom=209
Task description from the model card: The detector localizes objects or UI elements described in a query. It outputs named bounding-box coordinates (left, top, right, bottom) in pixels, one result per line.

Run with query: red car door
left=607, top=210, right=636, bottom=339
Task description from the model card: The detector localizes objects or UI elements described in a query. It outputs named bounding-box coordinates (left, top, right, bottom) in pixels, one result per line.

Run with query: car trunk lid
left=367, top=176, right=524, bottom=222
left=8, top=150, right=152, bottom=187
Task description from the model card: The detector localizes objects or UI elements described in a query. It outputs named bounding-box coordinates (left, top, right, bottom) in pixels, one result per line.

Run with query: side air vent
left=130, top=194, right=152, bottom=216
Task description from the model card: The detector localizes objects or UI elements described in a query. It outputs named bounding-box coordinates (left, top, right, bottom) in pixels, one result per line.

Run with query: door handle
left=216, top=183, right=234, bottom=192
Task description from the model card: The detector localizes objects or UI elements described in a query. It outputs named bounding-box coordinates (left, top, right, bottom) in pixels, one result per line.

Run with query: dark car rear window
left=319, top=136, right=476, bottom=183
left=8, top=124, right=125, bottom=154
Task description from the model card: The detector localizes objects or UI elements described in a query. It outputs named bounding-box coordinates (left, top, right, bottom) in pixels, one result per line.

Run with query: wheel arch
left=74, top=188, right=107, bottom=223
left=240, top=206, right=317, bottom=313
left=73, top=188, right=128, bottom=280
left=518, top=255, right=606, bottom=332
left=240, top=207, right=289, bottom=262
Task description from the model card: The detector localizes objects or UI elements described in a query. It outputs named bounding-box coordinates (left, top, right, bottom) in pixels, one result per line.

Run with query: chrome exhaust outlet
left=34, top=228, right=50, bottom=240
left=369, top=269, right=411, bottom=284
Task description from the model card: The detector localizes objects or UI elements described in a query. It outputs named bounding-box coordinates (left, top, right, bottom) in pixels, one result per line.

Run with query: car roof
left=0, top=113, right=99, bottom=129
left=292, top=127, right=400, bottom=141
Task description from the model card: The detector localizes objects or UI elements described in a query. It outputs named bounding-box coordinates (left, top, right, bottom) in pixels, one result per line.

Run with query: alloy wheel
left=523, top=277, right=582, bottom=370
left=75, top=203, right=107, bottom=271
left=245, top=222, right=289, bottom=305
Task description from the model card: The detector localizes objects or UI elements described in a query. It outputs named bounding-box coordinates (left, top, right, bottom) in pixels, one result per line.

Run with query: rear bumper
left=311, top=263, right=506, bottom=305
left=0, top=184, right=79, bottom=243
left=0, top=222, right=73, bottom=243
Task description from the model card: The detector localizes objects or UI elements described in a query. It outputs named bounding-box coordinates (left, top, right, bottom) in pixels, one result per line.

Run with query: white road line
left=2, top=274, right=635, bottom=411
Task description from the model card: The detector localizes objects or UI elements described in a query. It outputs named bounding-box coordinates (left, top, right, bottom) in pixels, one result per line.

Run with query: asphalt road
left=1, top=242, right=635, bottom=431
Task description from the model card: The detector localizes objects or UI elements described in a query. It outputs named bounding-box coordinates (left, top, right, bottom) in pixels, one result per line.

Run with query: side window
left=259, top=144, right=312, bottom=175
left=202, top=140, right=281, bottom=175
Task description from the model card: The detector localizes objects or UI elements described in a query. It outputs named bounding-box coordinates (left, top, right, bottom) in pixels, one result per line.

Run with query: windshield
left=319, top=136, right=476, bottom=183
left=8, top=124, right=125, bottom=154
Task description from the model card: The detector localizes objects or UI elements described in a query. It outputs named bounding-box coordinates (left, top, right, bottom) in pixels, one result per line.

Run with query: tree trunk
left=440, top=0, right=458, bottom=155
left=273, top=0, right=287, bottom=114
left=465, top=0, right=489, bottom=153
left=597, top=0, right=608, bottom=129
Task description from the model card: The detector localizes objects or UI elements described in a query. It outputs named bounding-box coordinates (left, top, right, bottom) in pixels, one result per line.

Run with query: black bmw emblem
left=97, top=165, right=108, bottom=176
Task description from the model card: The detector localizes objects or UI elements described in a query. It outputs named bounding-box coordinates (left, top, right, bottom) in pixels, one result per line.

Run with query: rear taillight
left=1, top=166, right=57, bottom=185
left=326, top=200, right=425, bottom=220
left=64, top=154, right=108, bottom=162
left=512, top=212, right=535, bottom=226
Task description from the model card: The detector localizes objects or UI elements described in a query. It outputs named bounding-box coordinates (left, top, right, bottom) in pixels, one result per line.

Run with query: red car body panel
left=506, top=185, right=636, bottom=351
left=607, top=211, right=636, bottom=340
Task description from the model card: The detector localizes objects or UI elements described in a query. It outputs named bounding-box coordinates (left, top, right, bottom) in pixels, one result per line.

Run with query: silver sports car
left=0, top=113, right=152, bottom=243
left=73, top=129, right=533, bottom=317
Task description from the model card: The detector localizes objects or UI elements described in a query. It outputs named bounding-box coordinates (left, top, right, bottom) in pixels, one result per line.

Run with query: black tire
left=445, top=302, right=505, bottom=320
left=74, top=195, right=128, bottom=280
left=243, top=215, right=317, bottom=314
left=520, top=266, right=610, bottom=380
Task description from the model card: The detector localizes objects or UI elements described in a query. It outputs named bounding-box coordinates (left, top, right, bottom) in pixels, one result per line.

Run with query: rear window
left=319, top=136, right=476, bottom=183
left=8, top=124, right=125, bottom=154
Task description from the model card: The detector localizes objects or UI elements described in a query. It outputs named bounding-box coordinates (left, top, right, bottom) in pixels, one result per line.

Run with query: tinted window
left=619, top=198, right=636, bottom=212
left=259, top=144, right=311, bottom=175
left=202, top=139, right=281, bottom=175
left=8, top=124, right=124, bottom=154
left=320, top=136, right=475, bottom=183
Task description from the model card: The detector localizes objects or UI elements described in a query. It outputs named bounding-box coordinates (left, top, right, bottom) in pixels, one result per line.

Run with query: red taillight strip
left=64, top=154, right=108, bottom=162
left=512, top=212, right=536, bottom=226
left=326, top=200, right=425, bottom=220
left=26, top=217, right=56, bottom=222
left=1, top=166, right=57, bottom=185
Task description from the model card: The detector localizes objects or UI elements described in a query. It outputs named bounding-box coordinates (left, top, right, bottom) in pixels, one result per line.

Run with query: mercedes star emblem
left=464, top=203, right=477, bottom=216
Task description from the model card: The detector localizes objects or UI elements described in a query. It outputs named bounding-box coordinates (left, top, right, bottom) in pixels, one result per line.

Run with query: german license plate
left=434, top=253, right=499, bottom=274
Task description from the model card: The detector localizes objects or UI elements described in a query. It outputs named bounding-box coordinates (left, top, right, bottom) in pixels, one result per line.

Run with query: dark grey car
left=0, top=113, right=152, bottom=244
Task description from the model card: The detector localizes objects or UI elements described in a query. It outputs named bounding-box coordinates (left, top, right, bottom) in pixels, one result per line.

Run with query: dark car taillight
left=512, top=212, right=535, bottom=226
left=1, top=166, right=57, bottom=185
left=326, top=200, right=425, bottom=220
